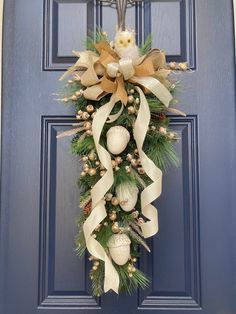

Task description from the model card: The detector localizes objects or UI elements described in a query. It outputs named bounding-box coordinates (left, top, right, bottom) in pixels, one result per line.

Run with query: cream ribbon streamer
left=133, top=87, right=163, bottom=238
left=132, top=76, right=172, bottom=107
left=83, top=93, right=120, bottom=293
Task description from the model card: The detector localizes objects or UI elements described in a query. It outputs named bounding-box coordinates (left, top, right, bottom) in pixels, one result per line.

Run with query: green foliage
left=115, top=264, right=150, bottom=294
left=147, top=96, right=166, bottom=113
left=113, top=166, right=137, bottom=190
left=75, top=214, right=87, bottom=257
left=71, top=135, right=95, bottom=155
left=91, top=261, right=105, bottom=297
left=84, top=27, right=109, bottom=51
left=95, top=223, right=114, bottom=248
left=144, top=134, right=179, bottom=172
left=90, top=260, right=150, bottom=296
left=139, top=34, right=153, bottom=55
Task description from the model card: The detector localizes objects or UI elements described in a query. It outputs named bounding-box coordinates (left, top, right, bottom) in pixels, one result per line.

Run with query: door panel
left=1, top=1, right=236, bottom=314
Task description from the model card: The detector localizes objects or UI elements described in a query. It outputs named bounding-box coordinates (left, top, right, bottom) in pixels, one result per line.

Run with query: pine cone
left=83, top=201, right=92, bottom=215
left=157, top=113, right=166, bottom=120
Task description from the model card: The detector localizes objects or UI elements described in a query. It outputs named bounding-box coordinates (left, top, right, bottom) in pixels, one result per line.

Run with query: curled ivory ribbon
left=83, top=93, right=120, bottom=293
left=133, top=87, right=162, bottom=237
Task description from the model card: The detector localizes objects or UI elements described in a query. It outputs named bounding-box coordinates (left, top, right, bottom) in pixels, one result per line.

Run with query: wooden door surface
left=0, top=1, right=236, bottom=313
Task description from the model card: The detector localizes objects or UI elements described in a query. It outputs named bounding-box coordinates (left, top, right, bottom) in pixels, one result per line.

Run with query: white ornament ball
left=116, top=183, right=138, bottom=212
left=107, top=234, right=131, bottom=266
left=106, top=126, right=130, bottom=155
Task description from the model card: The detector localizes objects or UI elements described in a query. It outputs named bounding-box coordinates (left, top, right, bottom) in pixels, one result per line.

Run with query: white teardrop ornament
left=106, top=126, right=130, bottom=155
left=107, top=233, right=131, bottom=266
left=116, top=183, right=138, bottom=212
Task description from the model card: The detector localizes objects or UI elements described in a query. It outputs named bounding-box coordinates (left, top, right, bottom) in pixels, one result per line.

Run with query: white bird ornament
left=114, top=29, right=140, bottom=61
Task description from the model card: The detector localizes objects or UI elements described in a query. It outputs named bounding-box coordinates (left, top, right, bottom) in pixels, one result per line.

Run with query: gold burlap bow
left=60, top=41, right=173, bottom=107
left=59, top=41, right=175, bottom=294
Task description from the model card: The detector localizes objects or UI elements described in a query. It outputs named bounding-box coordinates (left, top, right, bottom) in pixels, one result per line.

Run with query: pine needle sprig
left=71, top=135, right=95, bottom=155
left=115, top=264, right=150, bottom=294
left=84, top=27, right=109, bottom=51
left=144, top=135, right=179, bottom=172
left=139, top=34, right=153, bottom=56
left=91, top=261, right=105, bottom=297
left=75, top=214, right=87, bottom=257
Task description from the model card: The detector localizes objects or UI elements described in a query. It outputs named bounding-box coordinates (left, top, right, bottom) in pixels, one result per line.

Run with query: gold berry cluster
left=127, top=88, right=140, bottom=115
left=127, top=257, right=137, bottom=277
left=125, top=149, right=145, bottom=174
left=169, top=61, right=188, bottom=71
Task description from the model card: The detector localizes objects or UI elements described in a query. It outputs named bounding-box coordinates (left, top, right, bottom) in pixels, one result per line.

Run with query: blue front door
left=1, top=1, right=236, bottom=313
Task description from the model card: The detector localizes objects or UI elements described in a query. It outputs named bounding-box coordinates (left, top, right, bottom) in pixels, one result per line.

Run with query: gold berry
left=111, top=197, right=119, bottom=206
left=135, top=98, right=140, bottom=105
left=109, top=212, right=117, bottom=221
left=105, top=193, right=113, bottom=201
left=89, top=168, right=96, bottom=176
left=87, top=104, right=94, bottom=113
left=111, top=160, right=117, bottom=168
left=75, top=91, right=81, bottom=97
left=128, top=106, right=136, bottom=114
left=111, top=223, right=120, bottom=233
left=83, top=121, right=91, bottom=130
left=82, top=112, right=90, bottom=120
left=86, top=130, right=93, bottom=136
left=138, top=167, right=145, bottom=174
left=126, top=153, right=133, bottom=161
left=169, top=61, right=177, bottom=70
left=159, top=126, right=167, bottom=135
left=179, top=62, right=188, bottom=71
left=71, top=95, right=77, bottom=101
left=88, top=152, right=96, bottom=161
left=115, top=156, right=122, bottom=164
left=131, top=159, right=138, bottom=167
left=128, top=264, right=133, bottom=272
left=128, top=95, right=134, bottom=103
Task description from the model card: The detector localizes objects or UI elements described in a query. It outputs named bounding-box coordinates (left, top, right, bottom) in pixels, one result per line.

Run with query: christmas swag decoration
left=57, top=9, right=187, bottom=296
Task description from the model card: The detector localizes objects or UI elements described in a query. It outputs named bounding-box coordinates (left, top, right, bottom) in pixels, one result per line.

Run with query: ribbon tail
left=83, top=94, right=120, bottom=294
left=132, top=76, right=172, bottom=107
left=133, top=86, right=162, bottom=238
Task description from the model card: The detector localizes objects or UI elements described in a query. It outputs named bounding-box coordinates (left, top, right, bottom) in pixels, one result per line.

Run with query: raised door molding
left=43, top=0, right=196, bottom=70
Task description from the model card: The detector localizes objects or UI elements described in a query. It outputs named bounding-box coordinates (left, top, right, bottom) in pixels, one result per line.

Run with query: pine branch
left=139, top=34, right=153, bottom=55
